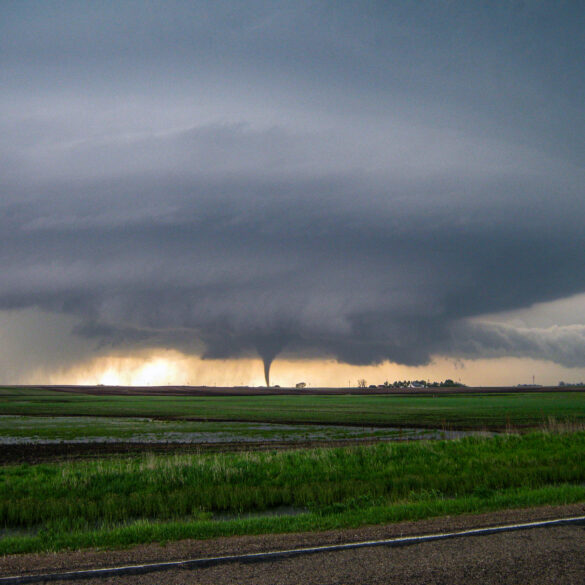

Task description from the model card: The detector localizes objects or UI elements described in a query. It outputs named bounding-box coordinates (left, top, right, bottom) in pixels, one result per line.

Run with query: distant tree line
left=355, top=378, right=465, bottom=389
left=381, top=379, right=465, bottom=389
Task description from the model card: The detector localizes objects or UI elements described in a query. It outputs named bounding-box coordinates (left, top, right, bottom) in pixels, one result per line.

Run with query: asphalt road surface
left=38, top=524, right=585, bottom=585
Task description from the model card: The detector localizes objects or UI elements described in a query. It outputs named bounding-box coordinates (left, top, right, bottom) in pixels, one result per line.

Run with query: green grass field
left=2, top=387, right=585, bottom=429
left=1, top=431, right=584, bottom=554
left=1, top=387, right=584, bottom=554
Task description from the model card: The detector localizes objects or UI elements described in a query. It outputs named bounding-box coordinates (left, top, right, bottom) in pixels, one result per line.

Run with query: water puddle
left=212, top=505, right=309, bottom=521
left=0, top=415, right=493, bottom=445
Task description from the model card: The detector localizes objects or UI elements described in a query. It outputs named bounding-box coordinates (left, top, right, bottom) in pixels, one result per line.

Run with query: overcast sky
left=1, top=1, right=585, bottom=386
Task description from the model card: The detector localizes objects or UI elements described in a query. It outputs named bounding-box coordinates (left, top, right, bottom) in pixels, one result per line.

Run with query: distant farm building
left=295, top=382, right=307, bottom=389
left=409, top=381, right=426, bottom=389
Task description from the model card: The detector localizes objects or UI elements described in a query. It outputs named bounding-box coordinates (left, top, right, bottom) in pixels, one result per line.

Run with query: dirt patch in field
left=0, top=437, right=414, bottom=465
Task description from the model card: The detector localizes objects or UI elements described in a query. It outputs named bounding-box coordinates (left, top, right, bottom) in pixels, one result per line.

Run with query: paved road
left=43, top=523, right=585, bottom=585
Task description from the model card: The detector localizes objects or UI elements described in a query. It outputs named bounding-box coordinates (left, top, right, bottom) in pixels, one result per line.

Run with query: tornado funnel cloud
left=254, top=332, right=288, bottom=387
left=263, top=356, right=273, bottom=387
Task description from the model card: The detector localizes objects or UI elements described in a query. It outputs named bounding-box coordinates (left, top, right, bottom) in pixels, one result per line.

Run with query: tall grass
left=1, top=431, right=584, bottom=553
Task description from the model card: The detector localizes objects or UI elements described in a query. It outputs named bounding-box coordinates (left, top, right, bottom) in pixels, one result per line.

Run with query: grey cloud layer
left=1, top=1, right=584, bottom=371
left=451, top=322, right=585, bottom=369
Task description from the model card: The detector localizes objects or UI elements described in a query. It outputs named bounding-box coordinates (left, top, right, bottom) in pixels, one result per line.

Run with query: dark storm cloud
left=450, top=322, right=585, bottom=369
left=1, top=1, right=585, bottom=375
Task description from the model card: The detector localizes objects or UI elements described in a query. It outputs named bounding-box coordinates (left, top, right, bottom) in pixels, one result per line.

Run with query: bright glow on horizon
left=15, top=348, right=585, bottom=388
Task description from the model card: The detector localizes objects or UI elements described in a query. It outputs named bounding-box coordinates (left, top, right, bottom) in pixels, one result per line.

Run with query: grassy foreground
left=2, top=387, right=585, bottom=429
left=1, top=431, right=584, bottom=554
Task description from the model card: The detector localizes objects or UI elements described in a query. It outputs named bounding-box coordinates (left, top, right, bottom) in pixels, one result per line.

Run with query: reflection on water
left=0, top=415, right=493, bottom=444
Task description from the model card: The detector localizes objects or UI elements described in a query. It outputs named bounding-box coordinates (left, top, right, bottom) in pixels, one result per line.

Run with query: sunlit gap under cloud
left=15, top=349, right=585, bottom=389
left=4, top=307, right=585, bottom=388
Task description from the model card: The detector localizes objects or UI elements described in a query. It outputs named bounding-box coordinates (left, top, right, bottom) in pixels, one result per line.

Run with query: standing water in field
left=0, top=415, right=493, bottom=444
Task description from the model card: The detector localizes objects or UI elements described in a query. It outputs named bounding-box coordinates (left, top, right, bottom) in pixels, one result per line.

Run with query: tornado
left=262, top=353, right=276, bottom=387
left=254, top=332, right=288, bottom=387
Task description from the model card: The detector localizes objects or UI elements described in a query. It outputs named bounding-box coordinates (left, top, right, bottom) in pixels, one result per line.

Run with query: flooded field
left=0, top=415, right=487, bottom=445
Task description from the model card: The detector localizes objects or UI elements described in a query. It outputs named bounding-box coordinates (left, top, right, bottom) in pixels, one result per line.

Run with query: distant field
left=1, top=386, right=585, bottom=430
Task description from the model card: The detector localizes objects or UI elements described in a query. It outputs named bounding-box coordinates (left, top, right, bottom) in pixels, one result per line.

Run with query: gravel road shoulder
left=2, top=503, right=583, bottom=580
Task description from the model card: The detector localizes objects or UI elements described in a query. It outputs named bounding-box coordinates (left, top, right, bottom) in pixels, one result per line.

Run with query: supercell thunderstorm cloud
left=1, top=1, right=585, bottom=384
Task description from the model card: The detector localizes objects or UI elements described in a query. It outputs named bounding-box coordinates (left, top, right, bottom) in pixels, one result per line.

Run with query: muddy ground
left=0, top=437, right=403, bottom=465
